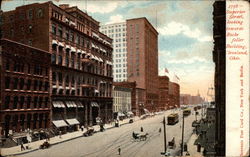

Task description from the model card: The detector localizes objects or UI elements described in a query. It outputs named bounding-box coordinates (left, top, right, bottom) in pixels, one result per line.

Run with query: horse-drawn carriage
left=132, top=132, right=148, bottom=141
left=168, top=137, right=176, bottom=149
left=83, top=127, right=95, bottom=137
left=39, top=141, right=50, bottom=149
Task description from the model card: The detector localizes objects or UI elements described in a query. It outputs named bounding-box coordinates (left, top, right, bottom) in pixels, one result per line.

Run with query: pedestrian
left=159, top=128, right=161, bottom=133
left=118, top=146, right=121, bottom=155
left=141, top=127, right=143, bottom=132
left=59, top=131, right=62, bottom=138
left=21, top=143, right=25, bottom=151
left=81, top=125, right=84, bottom=132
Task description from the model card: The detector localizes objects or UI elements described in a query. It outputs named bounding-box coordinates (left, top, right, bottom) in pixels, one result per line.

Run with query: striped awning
left=91, top=102, right=99, bottom=107
left=65, top=101, right=77, bottom=108
left=65, top=118, right=80, bottom=126
left=52, top=120, right=68, bottom=128
left=52, top=101, right=65, bottom=108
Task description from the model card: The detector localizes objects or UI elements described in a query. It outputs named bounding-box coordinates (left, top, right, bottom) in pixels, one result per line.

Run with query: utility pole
left=163, top=116, right=167, bottom=154
left=181, top=112, right=185, bottom=156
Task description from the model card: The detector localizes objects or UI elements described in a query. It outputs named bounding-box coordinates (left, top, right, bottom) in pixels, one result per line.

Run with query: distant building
left=180, top=94, right=204, bottom=105
left=113, top=85, right=132, bottom=119
left=169, top=82, right=180, bottom=109
left=113, top=81, right=145, bottom=116
left=158, top=76, right=170, bottom=110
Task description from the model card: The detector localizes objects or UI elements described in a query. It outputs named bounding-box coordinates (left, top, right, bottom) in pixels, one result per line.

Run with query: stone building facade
left=0, top=39, right=51, bottom=143
left=158, top=76, right=169, bottom=110
left=1, top=1, right=113, bottom=136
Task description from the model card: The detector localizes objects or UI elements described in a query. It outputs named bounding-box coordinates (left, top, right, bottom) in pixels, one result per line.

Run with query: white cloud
left=106, top=14, right=125, bottom=24
left=87, top=2, right=119, bottom=14
left=158, top=21, right=212, bottom=42
left=168, top=56, right=208, bottom=64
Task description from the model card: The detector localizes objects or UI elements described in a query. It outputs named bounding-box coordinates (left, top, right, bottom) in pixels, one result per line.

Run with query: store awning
left=81, top=50, right=86, bottom=54
left=52, top=101, right=65, bottom=108
left=58, top=42, right=64, bottom=47
left=65, top=45, right=71, bottom=50
left=52, top=120, right=68, bottom=128
left=52, top=40, right=58, bottom=45
left=143, top=108, right=150, bottom=114
left=94, top=89, right=99, bottom=93
left=91, top=102, right=99, bottom=107
left=71, top=47, right=76, bottom=53
left=76, top=101, right=84, bottom=108
left=66, top=118, right=80, bottom=126
left=77, top=49, right=82, bottom=54
left=65, top=101, right=77, bottom=108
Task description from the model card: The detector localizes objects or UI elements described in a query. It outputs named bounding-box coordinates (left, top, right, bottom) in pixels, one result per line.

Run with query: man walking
left=118, top=146, right=121, bottom=155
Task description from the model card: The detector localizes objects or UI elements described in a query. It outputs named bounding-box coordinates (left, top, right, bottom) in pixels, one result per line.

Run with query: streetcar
left=167, top=113, right=179, bottom=125
left=183, top=108, right=191, bottom=116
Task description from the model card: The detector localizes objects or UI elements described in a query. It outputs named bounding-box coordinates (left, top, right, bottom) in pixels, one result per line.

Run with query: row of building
left=180, top=93, right=204, bottom=105
left=0, top=1, right=180, bottom=146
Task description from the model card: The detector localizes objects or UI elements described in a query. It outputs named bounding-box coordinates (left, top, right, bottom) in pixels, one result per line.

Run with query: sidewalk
left=186, top=133, right=203, bottom=157
left=1, top=116, right=140, bottom=156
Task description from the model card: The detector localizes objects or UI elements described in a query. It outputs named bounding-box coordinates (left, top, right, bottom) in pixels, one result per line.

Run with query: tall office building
left=100, top=22, right=127, bottom=82
left=101, top=18, right=159, bottom=112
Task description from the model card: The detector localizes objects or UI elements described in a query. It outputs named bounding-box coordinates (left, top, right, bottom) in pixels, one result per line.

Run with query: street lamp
left=181, top=111, right=185, bottom=156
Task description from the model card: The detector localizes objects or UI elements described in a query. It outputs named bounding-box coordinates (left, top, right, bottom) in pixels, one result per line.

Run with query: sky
left=2, top=0, right=215, bottom=100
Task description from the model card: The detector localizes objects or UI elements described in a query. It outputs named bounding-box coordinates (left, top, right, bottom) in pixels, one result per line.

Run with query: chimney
left=59, top=4, right=69, bottom=10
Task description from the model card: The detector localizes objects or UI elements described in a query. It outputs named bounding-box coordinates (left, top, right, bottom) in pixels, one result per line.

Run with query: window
left=65, top=55, right=69, bottom=67
left=70, top=31, right=74, bottom=42
left=52, top=24, right=56, bottom=35
left=37, top=8, right=43, bottom=18
left=5, top=77, right=10, bottom=89
left=44, top=82, right=49, bottom=91
left=33, top=97, right=38, bottom=108
left=4, top=96, right=10, bottom=109
left=51, top=53, right=56, bottom=64
left=58, top=55, right=62, bottom=65
left=44, top=97, right=49, bottom=108
left=13, top=96, right=18, bottom=109
left=58, top=72, right=62, bottom=83
left=20, top=96, right=25, bottom=109
left=58, top=26, right=63, bottom=37
left=65, top=29, right=69, bottom=40
left=20, top=78, right=24, bottom=90
left=10, top=28, right=14, bottom=37
left=5, top=60, right=10, bottom=70
left=52, top=72, right=56, bottom=82
left=71, top=57, right=74, bottom=68
left=39, top=81, right=43, bottom=91
left=28, top=9, right=33, bottom=19
left=38, top=97, right=43, bottom=108
left=29, top=25, right=32, bottom=33
left=27, top=79, right=31, bottom=90
left=28, top=40, right=32, bottom=46
left=34, top=80, right=38, bottom=91
left=13, top=78, right=18, bottom=89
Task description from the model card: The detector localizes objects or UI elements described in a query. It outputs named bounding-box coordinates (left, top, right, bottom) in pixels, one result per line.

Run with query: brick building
left=1, top=1, right=113, bottom=135
left=101, top=17, right=159, bottom=113
left=158, top=76, right=169, bottom=110
left=126, top=18, right=158, bottom=112
left=113, top=81, right=145, bottom=116
left=0, top=39, right=51, bottom=144
left=168, top=81, right=180, bottom=109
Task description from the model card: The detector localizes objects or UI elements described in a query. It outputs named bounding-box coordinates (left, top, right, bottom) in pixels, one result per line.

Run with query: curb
left=2, top=123, right=131, bottom=156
